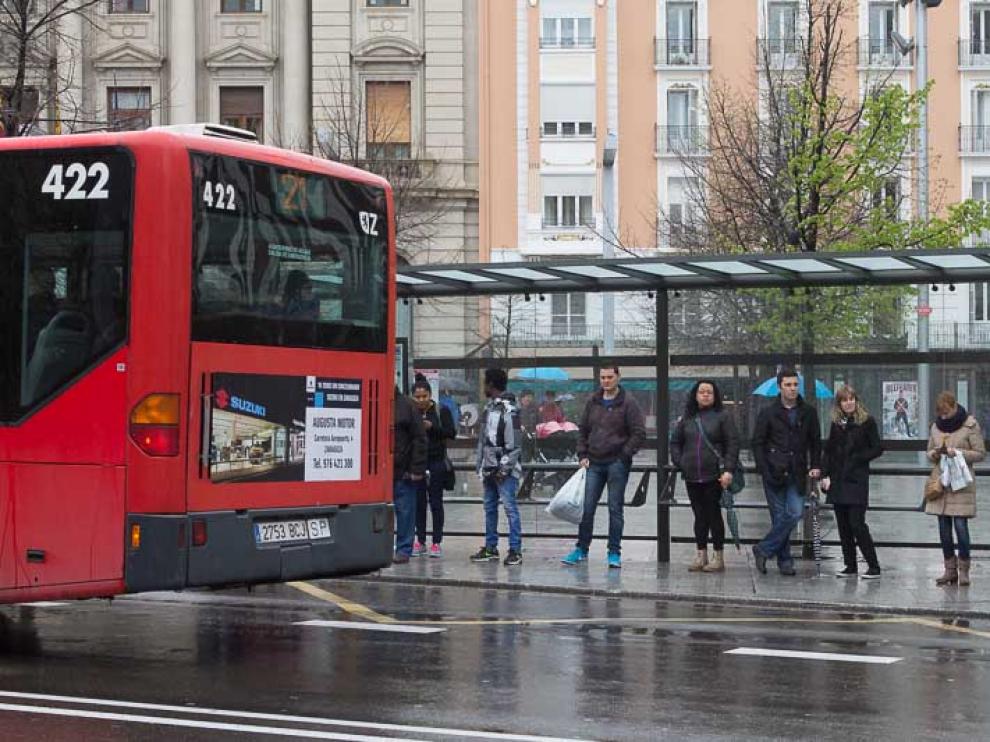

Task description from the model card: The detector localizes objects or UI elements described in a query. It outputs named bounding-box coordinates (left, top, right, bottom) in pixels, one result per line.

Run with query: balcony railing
left=858, top=37, right=911, bottom=67
left=654, top=38, right=710, bottom=66
left=959, top=126, right=990, bottom=154
left=959, top=39, right=990, bottom=67
left=905, top=320, right=990, bottom=350
left=656, top=124, right=707, bottom=155
left=491, top=321, right=657, bottom=349
left=756, top=37, right=804, bottom=63
left=354, top=158, right=436, bottom=181
left=540, top=36, right=595, bottom=50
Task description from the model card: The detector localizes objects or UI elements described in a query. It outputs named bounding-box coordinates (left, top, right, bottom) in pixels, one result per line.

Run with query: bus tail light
left=129, top=394, right=180, bottom=457
left=130, top=524, right=141, bottom=550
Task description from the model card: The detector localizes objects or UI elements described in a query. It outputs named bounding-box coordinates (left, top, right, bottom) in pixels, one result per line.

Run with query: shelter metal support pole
left=916, top=0, right=931, bottom=460
left=656, top=289, right=670, bottom=563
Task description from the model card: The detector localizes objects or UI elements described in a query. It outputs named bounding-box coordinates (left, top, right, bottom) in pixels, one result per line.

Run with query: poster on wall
left=209, top=373, right=363, bottom=484
left=882, top=381, right=919, bottom=439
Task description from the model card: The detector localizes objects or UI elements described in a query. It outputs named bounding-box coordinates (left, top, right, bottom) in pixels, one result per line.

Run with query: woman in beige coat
left=927, top=391, right=986, bottom=587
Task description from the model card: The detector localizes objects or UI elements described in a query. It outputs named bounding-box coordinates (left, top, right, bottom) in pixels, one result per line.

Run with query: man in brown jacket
left=561, top=367, right=646, bottom=569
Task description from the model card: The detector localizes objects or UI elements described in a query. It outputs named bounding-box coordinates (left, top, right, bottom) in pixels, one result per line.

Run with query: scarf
left=935, top=404, right=968, bottom=434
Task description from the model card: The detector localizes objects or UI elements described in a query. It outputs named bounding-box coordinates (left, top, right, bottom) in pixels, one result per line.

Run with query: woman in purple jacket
left=670, top=380, right=740, bottom=573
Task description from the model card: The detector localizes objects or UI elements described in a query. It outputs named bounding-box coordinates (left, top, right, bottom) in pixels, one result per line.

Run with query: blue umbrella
left=515, top=367, right=570, bottom=382
left=752, top=375, right=834, bottom=398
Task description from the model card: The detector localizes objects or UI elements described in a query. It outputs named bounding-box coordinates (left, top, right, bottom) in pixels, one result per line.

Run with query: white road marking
left=725, top=647, right=902, bottom=664
left=294, top=619, right=446, bottom=634
left=0, top=703, right=405, bottom=741
left=13, top=602, right=69, bottom=608
left=0, top=691, right=583, bottom=742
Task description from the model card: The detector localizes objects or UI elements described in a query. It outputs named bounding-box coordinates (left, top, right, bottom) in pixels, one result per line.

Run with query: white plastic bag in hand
left=545, top=468, right=587, bottom=525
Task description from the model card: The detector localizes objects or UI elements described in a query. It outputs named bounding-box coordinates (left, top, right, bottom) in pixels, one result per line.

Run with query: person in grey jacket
left=561, top=367, right=646, bottom=569
left=471, top=367, right=523, bottom=566
left=670, top=380, right=740, bottom=573
left=392, top=388, right=427, bottom=564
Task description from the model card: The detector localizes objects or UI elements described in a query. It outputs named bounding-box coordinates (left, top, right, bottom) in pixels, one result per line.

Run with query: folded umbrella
left=719, top=489, right=742, bottom=551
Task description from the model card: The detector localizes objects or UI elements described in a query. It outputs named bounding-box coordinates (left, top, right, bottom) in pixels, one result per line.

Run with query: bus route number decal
left=202, top=180, right=237, bottom=212
left=41, top=162, right=110, bottom=201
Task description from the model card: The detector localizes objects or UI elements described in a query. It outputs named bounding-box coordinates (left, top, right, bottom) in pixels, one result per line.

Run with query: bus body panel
left=12, top=463, right=125, bottom=588
left=0, top=466, right=13, bottom=590
left=123, top=141, right=193, bottom=516
left=186, top=343, right=390, bottom=513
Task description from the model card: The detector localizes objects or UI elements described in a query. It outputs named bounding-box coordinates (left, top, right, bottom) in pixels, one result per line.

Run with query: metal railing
left=959, top=126, right=990, bottom=154
left=654, top=38, right=710, bottom=66
left=656, top=124, right=707, bottom=155
left=542, top=127, right=596, bottom=138
left=904, top=319, right=990, bottom=350
left=756, top=37, right=804, bottom=63
left=857, top=36, right=911, bottom=67
left=540, top=36, right=595, bottom=50
left=959, top=39, right=990, bottom=67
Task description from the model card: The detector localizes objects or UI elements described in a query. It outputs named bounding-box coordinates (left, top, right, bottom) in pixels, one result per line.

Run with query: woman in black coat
left=670, top=380, right=740, bottom=573
left=820, top=386, right=884, bottom=579
left=411, top=376, right=456, bottom=557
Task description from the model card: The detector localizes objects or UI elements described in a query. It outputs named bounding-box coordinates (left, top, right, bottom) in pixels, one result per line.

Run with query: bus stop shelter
left=397, top=248, right=990, bottom=561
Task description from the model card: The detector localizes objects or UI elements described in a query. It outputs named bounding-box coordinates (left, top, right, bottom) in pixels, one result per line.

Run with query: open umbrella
left=719, top=489, right=742, bottom=551
left=752, top=375, right=834, bottom=399
left=515, top=367, right=569, bottom=382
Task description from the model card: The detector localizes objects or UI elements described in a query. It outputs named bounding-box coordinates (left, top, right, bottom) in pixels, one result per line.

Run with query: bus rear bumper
left=125, top=504, right=393, bottom=593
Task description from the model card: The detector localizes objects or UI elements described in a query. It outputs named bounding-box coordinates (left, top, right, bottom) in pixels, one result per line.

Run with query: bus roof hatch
left=150, top=123, right=258, bottom=142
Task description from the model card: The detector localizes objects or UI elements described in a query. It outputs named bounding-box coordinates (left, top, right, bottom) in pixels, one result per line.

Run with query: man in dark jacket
left=393, top=387, right=427, bottom=564
left=561, top=367, right=646, bottom=569
left=751, top=368, right=822, bottom=576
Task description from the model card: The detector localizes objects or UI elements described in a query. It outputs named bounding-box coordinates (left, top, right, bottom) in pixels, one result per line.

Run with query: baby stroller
left=532, top=422, right=580, bottom=490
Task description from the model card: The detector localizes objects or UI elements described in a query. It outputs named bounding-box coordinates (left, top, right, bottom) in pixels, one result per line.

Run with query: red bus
left=0, top=125, right=395, bottom=604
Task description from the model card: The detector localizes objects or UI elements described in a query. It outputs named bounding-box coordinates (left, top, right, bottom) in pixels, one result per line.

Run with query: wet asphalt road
left=1, top=581, right=989, bottom=741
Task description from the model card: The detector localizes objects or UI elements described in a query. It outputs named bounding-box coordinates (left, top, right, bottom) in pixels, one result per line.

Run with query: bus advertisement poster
left=209, top=373, right=362, bottom=484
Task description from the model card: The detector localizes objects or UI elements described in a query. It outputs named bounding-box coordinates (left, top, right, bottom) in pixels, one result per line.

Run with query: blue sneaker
left=561, top=548, right=588, bottom=566
left=607, top=552, right=621, bottom=569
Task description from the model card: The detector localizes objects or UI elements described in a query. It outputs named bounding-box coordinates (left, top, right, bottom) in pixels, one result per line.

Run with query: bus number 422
left=41, top=162, right=110, bottom=200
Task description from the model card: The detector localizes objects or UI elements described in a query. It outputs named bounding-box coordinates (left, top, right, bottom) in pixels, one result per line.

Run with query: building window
left=973, top=5, right=990, bottom=57
left=220, top=86, right=264, bottom=140
left=108, top=86, right=152, bottom=131
left=366, top=81, right=412, bottom=159
left=871, top=178, right=900, bottom=221
left=541, top=121, right=594, bottom=137
left=110, top=0, right=149, bottom=11
left=866, top=2, right=897, bottom=61
left=367, top=0, right=408, bottom=5
left=543, top=195, right=593, bottom=228
left=974, top=283, right=990, bottom=321
left=667, top=177, right=698, bottom=249
left=766, top=1, right=798, bottom=53
left=972, top=178, right=990, bottom=248
left=0, top=86, right=40, bottom=136
left=666, top=2, right=696, bottom=58
left=541, top=17, right=593, bottom=48
left=221, top=0, right=261, bottom=12
left=551, top=293, right=586, bottom=337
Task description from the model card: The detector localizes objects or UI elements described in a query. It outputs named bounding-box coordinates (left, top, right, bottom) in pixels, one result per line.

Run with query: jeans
left=393, top=478, right=418, bottom=557
left=577, top=459, right=630, bottom=555
left=483, top=474, right=521, bottom=552
left=416, top=458, right=447, bottom=545
left=834, top=504, right=879, bottom=570
left=686, top=480, right=725, bottom=551
left=938, top=516, right=972, bottom=560
left=756, top=478, right=804, bottom=567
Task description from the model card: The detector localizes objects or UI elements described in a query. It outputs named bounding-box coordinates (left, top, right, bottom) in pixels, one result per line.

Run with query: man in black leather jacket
left=751, top=368, right=821, bottom=576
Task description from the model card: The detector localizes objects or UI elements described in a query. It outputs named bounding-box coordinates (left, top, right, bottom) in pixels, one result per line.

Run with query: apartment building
left=0, top=0, right=478, bottom=357
left=479, top=0, right=990, bottom=352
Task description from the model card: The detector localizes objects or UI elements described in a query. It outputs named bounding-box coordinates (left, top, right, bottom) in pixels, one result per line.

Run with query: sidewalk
left=363, top=537, right=990, bottom=619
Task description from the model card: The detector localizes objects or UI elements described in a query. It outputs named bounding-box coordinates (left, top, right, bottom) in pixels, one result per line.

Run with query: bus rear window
left=0, top=148, right=132, bottom=423
left=191, top=153, right=388, bottom=352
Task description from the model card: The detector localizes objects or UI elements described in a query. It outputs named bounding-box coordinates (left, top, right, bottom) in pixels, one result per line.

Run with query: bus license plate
left=254, top=518, right=332, bottom=545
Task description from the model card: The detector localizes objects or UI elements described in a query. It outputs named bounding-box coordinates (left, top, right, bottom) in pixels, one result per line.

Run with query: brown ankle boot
left=935, top=556, right=958, bottom=586
left=958, top=559, right=971, bottom=587
left=703, top=551, right=725, bottom=572
left=688, top=549, right=708, bottom=572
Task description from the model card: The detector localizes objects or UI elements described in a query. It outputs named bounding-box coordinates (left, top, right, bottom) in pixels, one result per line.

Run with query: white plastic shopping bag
left=546, top=468, right=587, bottom=525
left=941, top=452, right=973, bottom=492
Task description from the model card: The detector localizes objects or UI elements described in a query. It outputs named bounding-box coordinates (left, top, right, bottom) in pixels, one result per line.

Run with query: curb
left=354, top=573, right=990, bottom=621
